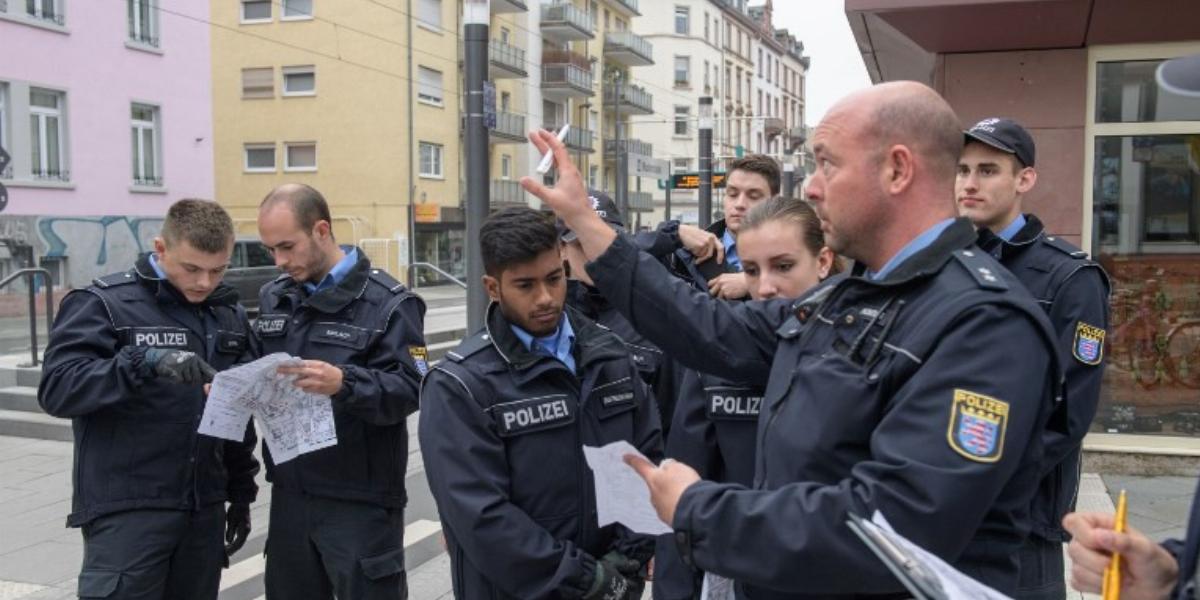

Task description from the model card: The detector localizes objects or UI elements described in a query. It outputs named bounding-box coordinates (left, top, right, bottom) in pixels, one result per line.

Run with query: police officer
left=255, top=184, right=426, bottom=600
left=523, top=81, right=1063, bottom=597
left=957, top=117, right=1111, bottom=599
left=419, top=207, right=663, bottom=599
left=39, top=199, right=259, bottom=600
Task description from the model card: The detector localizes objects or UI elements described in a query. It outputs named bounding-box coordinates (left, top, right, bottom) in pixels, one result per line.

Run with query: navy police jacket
left=977, top=213, right=1110, bottom=543
left=255, top=249, right=426, bottom=508
left=1165, top=477, right=1200, bottom=599
left=419, top=303, right=664, bottom=599
left=586, top=218, right=1063, bottom=597
left=39, top=253, right=259, bottom=527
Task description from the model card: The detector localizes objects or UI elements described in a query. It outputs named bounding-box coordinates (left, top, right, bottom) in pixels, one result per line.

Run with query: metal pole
left=614, top=72, right=628, bottom=217
left=26, top=273, right=38, bottom=366
left=464, top=1, right=490, bottom=332
left=664, top=160, right=671, bottom=221
left=698, top=96, right=714, bottom=228
left=782, top=146, right=795, bottom=199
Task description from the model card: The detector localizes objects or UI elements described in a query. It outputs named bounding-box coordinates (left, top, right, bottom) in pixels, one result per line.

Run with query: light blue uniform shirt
left=722, top=230, right=741, bottom=271
left=995, top=213, right=1027, bottom=242
left=304, top=247, right=358, bottom=294
left=148, top=253, right=167, bottom=278
left=867, top=218, right=956, bottom=281
left=511, top=313, right=577, bottom=373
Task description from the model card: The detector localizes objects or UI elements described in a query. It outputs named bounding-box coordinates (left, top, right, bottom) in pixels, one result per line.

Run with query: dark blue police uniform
left=39, top=253, right=259, bottom=600
left=663, top=219, right=746, bottom=297
left=978, top=214, right=1111, bottom=599
left=1162, top=478, right=1200, bottom=599
left=255, top=248, right=426, bottom=600
left=419, top=303, right=663, bottom=599
left=585, top=218, right=1063, bottom=597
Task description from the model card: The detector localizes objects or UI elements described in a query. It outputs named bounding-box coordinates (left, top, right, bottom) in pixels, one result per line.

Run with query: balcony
left=540, top=3, right=594, bottom=43
left=492, top=0, right=527, bottom=13
left=604, top=84, right=653, bottom=116
left=542, top=63, right=595, bottom=100
left=489, top=39, right=527, bottom=78
left=26, top=6, right=64, bottom=25
left=604, top=31, right=653, bottom=67
left=788, top=127, right=806, bottom=147
left=629, top=191, right=654, bottom=212
left=608, top=0, right=640, bottom=17
left=489, top=111, right=526, bottom=144
left=546, top=123, right=595, bottom=153
left=490, top=179, right=528, bottom=209
left=764, top=116, right=785, bottom=138
left=604, top=138, right=653, bottom=160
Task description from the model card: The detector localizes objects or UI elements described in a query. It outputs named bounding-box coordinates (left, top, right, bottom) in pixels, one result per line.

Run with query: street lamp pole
left=463, top=0, right=490, bottom=332
left=782, top=146, right=795, bottom=198
left=698, top=96, right=714, bottom=228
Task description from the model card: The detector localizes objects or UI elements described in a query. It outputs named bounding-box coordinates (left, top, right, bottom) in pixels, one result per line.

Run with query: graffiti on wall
left=0, top=215, right=164, bottom=288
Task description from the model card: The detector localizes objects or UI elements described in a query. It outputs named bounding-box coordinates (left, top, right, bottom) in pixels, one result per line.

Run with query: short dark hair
left=161, top=199, right=235, bottom=253
left=742, top=197, right=843, bottom=276
left=729, top=154, right=782, bottom=195
left=259, top=183, right=333, bottom=234
left=480, top=207, right=559, bottom=277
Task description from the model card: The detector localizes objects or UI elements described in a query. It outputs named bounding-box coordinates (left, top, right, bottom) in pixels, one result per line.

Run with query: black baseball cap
left=558, top=189, right=624, bottom=242
left=1157, top=54, right=1200, bottom=98
left=964, top=117, right=1036, bottom=168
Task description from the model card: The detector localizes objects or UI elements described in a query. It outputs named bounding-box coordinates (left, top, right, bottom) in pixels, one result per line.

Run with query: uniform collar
left=995, top=213, right=1027, bottom=242
left=510, top=313, right=576, bottom=372
left=721, top=229, right=742, bottom=270
left=864, top=218, right=957, bottom=281
left=303, top=246, right=358, bottom=294
left=485, top=303, right=624, bottom=375
left=851, top=217, right=979, bottom=284
left=271, top=246, right=371, bottom=314
left=977, top=213, right=1045, bottom=258
left=133, top=252, right=238, bottom=307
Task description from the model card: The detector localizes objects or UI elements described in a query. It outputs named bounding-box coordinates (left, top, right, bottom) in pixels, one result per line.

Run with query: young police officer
left=255, top=184, right=427, bottom=600
left=957, top=117, right=1111, bottom=599
left=524, top=81, right=1064, bottom=597
left=419, top=207, right=663, bottom=599
left=40, top=199, right=259, bottom=600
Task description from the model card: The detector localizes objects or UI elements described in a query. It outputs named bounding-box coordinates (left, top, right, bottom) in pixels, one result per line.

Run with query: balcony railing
left=603, top=31, right=653, bottom=66
left=27, top=7, right=64, bottom=25
left=788, top=127, right=806, bottom=145
left=489, top=39, right=527, bottom=77
left=542, top=63, right=594, bottom=97
left=32, top=169, right=70, bottom=182
left=491, top=179, right=527, bottom=207
left=129, top=29, right=160, bottom=47
left=539, top=3, right=594, bottom=41
left=491, top=0, right=527, bottom=13
left=546, top=124, right=595, bottom=152
left=133, top=175, right=164, bottom=187
left=604, top=84, right=653, bottom=115
left=490, top=111, right=526, bottom=142
left=763, top=116, right=785, bottom=137
left=609, top=0, right=639, bottom=16
left=604, top=138, right=653, bottom=159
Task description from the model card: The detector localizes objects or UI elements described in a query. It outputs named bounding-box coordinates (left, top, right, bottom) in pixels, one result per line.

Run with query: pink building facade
left=0, top=0, right=213, bottom=287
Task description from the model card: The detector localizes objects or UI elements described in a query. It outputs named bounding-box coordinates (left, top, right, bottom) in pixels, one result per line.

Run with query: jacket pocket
left=359, top=546, right=406, bottom=581
left=78, top=569, right=120, bottom=598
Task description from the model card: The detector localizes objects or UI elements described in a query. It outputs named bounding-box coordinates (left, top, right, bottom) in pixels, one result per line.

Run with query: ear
left=313, top=220, right=332, bottom=241
left=1015, top=166, right=1037, bottom=195
left=817, top=246, right=835, bottom=279
left=153, top=237, right=167, bottom=256
left=483, top=274, right=501, bottom=302
left=882, top=144, right=916, bottom=195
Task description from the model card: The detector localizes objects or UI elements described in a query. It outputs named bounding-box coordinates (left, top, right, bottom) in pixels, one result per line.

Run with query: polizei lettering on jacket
left=130, top=329, right=190, bottom=348
left=706, top=387, right=764, bottom=420
left=491, top=395, right=575, bottom=436
left=255, top=315, right=288, bottom=335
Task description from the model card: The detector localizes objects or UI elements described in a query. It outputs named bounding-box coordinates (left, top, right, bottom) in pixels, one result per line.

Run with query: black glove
left=600, top=551, right=646, bottom=598
left=582, top=560, right=632, bottom=600
left=223, top=502, right=251, bottom=566
left=144, top=348, right=217, bottom=385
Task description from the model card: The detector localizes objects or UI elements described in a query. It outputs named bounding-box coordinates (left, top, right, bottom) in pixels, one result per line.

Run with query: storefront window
left=414, top=226, right=465, bottom=287
left=1096, top=60, right=1200, bottom=123
left=1093, top=133, right=1200, bottom=434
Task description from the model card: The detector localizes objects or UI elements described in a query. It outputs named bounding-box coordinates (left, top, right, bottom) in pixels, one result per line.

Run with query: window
left=604, top=9, right=609, bottom=30
left=284, top=142, right=317, bottom=171
left=417, top=66, right=443, bottom=105
left=244, top=242, right=274, bottom=267
left=500, top=27, right=510, bottom=43
left=282, top=0, right=313, bottom=19
left=501, top=154, right=511, bottom=180
left=419, top=142, right=443, bottom=178
left=757, top=49, right=763, bottom=77
left=241, top=67, right=274, bottom=98
left=588, top=165, right=599, bottom=189
left=674, top=105, right=690, bottom=136
left=127, top=0, right=158, bottom=46
left=703, top=12, right=709, bottom=41
left=1096, top=60, right=1200, bottom=123
left=282, top=65, right=316, bottom=96
left=0, top=83, right=9, bottom=179
left=26, top=0, right=62, bottom=24
left=704, top=60, right=710, bottom=90
left=29, top=88, right=65, bottom=180
left=417, top=0, right=440, bottom=28
left=244, top=143, right=275, bottom=172
left=130, top=104, right=161, bottom=187
left=674, top=6, right=689, bottom=35
left=673, top=158, right=689, bottom=171
left=674, top=56, right=690, bottom=87
left=241, top=0, right=271, bottom=22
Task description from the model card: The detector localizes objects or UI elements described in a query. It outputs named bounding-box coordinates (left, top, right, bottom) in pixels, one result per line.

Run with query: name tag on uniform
left=592, top=377, right=636, bottom=419
left=311, top=322, right=367, bottom=349
left=129, top=327, right=190, bottom=349
left=215, top=330, right=248, bottom=354
left=706, top=386, right=763, bottom=420
left=490, top=395, right=575, bottom=437
left=255, top=314, right=289, bottom=336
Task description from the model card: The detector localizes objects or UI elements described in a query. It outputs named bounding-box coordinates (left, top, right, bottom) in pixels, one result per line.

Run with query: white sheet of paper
left=699, top=573, right=736, bottom=600
left=869, top=511, right=1014, bottom=600
left=581, top=441, right=673, bottom=535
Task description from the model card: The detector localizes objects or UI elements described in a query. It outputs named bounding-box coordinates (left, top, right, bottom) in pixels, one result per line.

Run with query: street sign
left=668, top=171, right=727, bottom=190
left=483, top=81, right=497, bottom=130
left=629, top=155, right=668, bottom=179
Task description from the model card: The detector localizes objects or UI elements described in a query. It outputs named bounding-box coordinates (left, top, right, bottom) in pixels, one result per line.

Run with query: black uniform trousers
left=77, top=504, right=225, bottom=600
left=264, top=488, right=407, bottom=600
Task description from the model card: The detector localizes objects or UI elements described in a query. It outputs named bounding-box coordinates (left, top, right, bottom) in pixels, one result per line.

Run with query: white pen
left=536, top=124, right=571, bottom=174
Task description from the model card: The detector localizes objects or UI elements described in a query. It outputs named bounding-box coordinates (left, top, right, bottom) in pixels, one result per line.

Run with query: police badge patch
left=1073, top=321, right=1105, bottom=366
left=409, top=346, right=430, bottom=376
left=947, top=389, right=1009, bottom=463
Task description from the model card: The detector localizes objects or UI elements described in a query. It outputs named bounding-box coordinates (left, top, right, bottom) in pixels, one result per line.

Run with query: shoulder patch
left=368, top=269, right=407, bottom=294
left=1073, top=321, right=1106, bottom=365
left=91, top=271, right=138, bottom=289
left=1042, top=235, right=1088, bottom=259
left=953, top=249, right=1008, bottom=291
left=408, top=346, right=430, bottom=376
left=947, top=389, right=1009, bottom=463
left=445, top=332, right=494, bottom=363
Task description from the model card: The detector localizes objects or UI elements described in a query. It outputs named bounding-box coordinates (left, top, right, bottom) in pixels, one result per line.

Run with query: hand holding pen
left=1063, top=495, right=1179, bottom=600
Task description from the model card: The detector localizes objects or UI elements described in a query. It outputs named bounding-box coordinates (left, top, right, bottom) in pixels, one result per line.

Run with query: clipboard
left=847, top=514, right=948, bottom=600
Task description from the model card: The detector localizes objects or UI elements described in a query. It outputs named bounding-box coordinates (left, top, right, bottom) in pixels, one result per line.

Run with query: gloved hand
left=582, top=560, right=632, bottom=600
left=600, top=551, right=647, bottom=598
left=144, top=348, right=217, bottom=385
left=223, top=502, right=251, bottom=565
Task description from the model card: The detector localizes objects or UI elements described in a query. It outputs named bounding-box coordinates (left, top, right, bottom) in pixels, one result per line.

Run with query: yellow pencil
left=1103, top=490, right=1128, bottom=600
